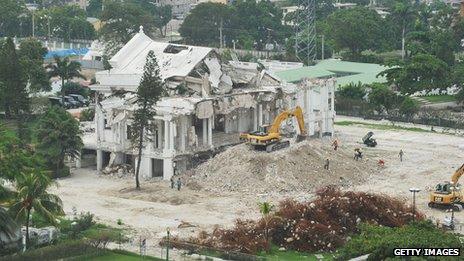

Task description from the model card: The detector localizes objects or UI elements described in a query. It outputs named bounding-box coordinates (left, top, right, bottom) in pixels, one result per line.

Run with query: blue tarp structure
left=44, top=48, right=89, bottom=59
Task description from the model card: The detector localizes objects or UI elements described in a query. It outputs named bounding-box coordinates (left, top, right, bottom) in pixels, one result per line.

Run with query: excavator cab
left=240, top=106, right=307, bottom=152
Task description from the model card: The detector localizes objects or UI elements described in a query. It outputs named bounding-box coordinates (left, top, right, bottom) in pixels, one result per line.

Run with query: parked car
left=69, top=94, right=90, bottom=107
left=64, top=96, right=80, bottom=108
left=48, top=97, right=71, bottom=109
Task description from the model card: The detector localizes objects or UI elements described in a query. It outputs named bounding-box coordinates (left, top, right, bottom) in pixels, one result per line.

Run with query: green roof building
left=275, top=59, right=388, bottom=88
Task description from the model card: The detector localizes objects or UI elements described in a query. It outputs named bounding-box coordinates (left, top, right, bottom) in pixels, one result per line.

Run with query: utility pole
left=219, top=18, right=223, bottom=49
left=321, top=35, right=325, bottom=60
left=166, top=228, right=170, bottom=261
left=409, top=187, right=420, bottom=222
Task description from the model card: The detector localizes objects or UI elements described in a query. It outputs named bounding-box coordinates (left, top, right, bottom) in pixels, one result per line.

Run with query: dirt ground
left=51, top=118, right=464, bottom=258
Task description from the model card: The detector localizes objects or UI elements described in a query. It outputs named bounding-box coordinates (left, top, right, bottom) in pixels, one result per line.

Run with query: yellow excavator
left=240, top=106, right=307, bottom=152
left=429, top=164, right=464, bottom=211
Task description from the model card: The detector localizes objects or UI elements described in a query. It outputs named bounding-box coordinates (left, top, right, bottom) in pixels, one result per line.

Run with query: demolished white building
left=82, top=26, right=336, bottom=180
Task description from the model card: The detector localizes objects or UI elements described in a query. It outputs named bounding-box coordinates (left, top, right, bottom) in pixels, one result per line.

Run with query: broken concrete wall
left=204, top=57, right=233, bottom=94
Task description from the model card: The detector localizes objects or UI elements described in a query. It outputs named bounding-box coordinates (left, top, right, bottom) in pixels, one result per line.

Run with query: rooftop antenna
left=294, top=0, right=316, bottom=65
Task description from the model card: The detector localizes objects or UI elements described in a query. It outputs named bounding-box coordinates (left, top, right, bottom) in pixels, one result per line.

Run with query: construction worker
left=399, top=149, right=404, bottom=162
left=177, top=178, right=182, bottom=191
left=332, top=139, right=339, bottom=151
left=354, top=148, right=362, bottom=161
left=170, top=177, right=175, bottom=189
left=324, top=158, right=330, bottom=170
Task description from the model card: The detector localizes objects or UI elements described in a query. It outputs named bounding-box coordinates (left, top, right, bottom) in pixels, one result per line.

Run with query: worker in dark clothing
left=324, top=158, right=330, bottom=170
left=399, top=149, right=404, bottom=162
left=170, top=177, right=175, bottom=189
left=177, top=178, right=182, bottom=191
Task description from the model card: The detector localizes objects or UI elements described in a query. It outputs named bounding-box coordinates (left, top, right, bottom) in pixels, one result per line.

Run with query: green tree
left=337, top=82, right=366, bottom=100
left=36, top=107, right=83, bottom=177
left=18, top=38, right=51, bottom=93
left=456, top=88, right=464, bottom=105
left=0, top=0, right=25, bottom=37
left=0, top=125, right=38, bottom=181
left=231, top=0, right=289, bottom=48
left=259, top=201, right=274, bottom=252
left=44, top=5, right=96, bottom=40
left=47, top=56, right=85, bottom=96
left=325, top=7, right=383, bottom=57
left=390, top=0, right=416, bottom=60
left=100, top=0, right=155, bottom=55
left=0, top=38, right=29, bottom=118
left=87, top=0, right=102, bottom=18
left=8, top=170, right=63, bottom=248
left=368, top=83, right=399, bottom=113
left=399, top=96, right=419, bottom=118
left=153, top=5, right=172, bottom=37
left=131, top=51, right=165, bottom=189
left=180, top=3, right=232, bottom=46
left=379, top=54, right=449, bottom=94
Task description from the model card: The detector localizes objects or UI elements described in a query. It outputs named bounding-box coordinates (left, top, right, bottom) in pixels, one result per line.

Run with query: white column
left=96, top=149, right=103, bottom=173
left=164, top=120, right=169, bottom=152
left=208, top=116, right=213, bottom=147
left=253, top=106, right=258, bottom=131
left=53, top=41, right=56, bottom=50
left=157, top=121, right=162, bottom=149
left=258, top=104, right=263, bottom=127
left=202, top=118, right=208, bottom=146
left=331, top=89, right=335, bottom=113
left=75, top=153, right=82, bottom=168
left=170, top=121, right=175, bottom=151
left=180, top=117, right=186, bottom=151
left=163, top=158, right=174, bottom=180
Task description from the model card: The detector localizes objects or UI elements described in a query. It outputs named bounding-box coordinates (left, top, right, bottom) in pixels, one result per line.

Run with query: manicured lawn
left=335, top=121, right=428, bottom=132
left=258, top=246, right=334, bottom=261
left=421, top=95, right=456, bottom=103
left=72, top=250, right=163, bottom=261
left=85, top=252, right=162, bottom=261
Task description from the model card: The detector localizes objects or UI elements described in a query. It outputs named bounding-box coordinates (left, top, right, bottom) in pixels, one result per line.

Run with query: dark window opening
left=163, top=44, right=189, bottom=54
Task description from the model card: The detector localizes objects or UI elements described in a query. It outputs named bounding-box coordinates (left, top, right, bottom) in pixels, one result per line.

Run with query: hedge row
left=0, top=240, right=99, bottom=261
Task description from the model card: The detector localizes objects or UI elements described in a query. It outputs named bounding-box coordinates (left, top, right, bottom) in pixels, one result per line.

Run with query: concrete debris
left=102, top=164, right=134, bottom=178
left=185, top=140, right=377, bottom=195
left=205, top=57, right=232, bottom=94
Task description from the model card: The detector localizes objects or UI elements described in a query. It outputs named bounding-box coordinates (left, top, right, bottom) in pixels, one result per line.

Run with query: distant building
left=275, top=59, right=388, bottom=88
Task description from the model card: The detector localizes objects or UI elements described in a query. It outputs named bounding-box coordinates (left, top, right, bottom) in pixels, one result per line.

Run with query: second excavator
left=240, top=106, right=307, bottom=152
left=429, top=164, right=464, bottom=211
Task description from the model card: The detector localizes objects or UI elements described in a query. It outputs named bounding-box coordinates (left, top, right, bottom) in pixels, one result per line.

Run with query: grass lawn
left=421, top=95, right=456, bottom=103
left=258, top=246, right=335, bottom=261
left=72, top=250, right=163, bottom=261
left=335, top=121, right=428, bottom=133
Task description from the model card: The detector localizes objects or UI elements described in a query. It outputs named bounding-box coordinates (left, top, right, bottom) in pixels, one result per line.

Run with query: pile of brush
left=185, top=186, right=424, bottom=254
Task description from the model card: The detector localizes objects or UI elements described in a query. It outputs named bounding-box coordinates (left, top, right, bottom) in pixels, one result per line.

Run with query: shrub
left=399, top=97, right=419, bottom=118
left=60, top=212, right=96, bottom=239
left=456, top=88, right=464, bottom=105
left=0, top=240, right=98, bottom=261
left=337, top=221, right=462, bottom=260
left=54, top=165, right=70, bottom=179
left=79, top=108, right=95, bottom=122
left=82, top=228, right=123, bottom=249
left=337, top=82, right=366, bottom=100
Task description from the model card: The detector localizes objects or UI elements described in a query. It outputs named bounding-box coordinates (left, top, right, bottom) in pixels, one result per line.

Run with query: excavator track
left=266, top=140, right=290, bottom=153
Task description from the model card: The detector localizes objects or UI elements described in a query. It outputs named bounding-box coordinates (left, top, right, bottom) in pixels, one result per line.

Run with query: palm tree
left=392, top=0, right=416, bottom=60
left=259, top=201, right=274, bottom=252
left=8, top=169, right=64, bottom=249
left=47, top=56, right=85, bottom=96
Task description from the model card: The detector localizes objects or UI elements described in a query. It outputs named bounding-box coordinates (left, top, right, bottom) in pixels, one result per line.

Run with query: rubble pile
left=101, top=164, right=134, bottom=178
left=186, top=140, right=377, bottom=194
left=186, top=187, right=424, bottom=254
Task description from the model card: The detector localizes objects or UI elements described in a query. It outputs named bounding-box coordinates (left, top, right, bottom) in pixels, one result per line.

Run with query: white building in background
left=82, top=27, right=335, bottom=180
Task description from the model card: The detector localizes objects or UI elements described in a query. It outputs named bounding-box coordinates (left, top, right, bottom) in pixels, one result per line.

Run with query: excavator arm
left=451, top=164, right=464, bottom=185
left=268, top=106, right=307, bottom=136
